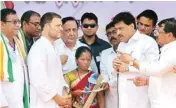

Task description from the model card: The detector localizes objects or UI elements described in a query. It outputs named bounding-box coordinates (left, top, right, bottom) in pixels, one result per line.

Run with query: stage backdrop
left=13, top=1, right=176, bottom=41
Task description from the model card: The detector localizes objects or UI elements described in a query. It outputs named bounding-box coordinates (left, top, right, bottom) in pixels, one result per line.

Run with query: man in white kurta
left=112, top=12, right=159, bottom=108
left=1, top=8, right=29, bottom=108
left=28, top=12, right=70, bottom=108
left=117, top=19, right=176, bottom=108
left=1, top=36, right=26, bottom=108
left=139, top=40, right=176, bottom=108
left=138, top=18, right=176, bottom=108
left=117, top=30, right=159, bottom=108
left=114, top=18, right=176, bottom=108
left=28, top=36, right=67, bottom=108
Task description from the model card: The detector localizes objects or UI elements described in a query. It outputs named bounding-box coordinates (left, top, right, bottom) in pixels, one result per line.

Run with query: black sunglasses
left=82, top=24, right=97, bottom=28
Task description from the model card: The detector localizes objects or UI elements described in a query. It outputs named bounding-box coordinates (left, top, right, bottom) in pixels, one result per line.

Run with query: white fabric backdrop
left=14, top=1, right=176, bottom=41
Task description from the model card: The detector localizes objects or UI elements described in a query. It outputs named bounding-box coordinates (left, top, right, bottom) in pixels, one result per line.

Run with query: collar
left=80, top=35, right=102, bottom=45
left=128, top=30, right=140, bottom=43
left=160, top=40, right=176, bottom=53
left=105, top=47, right=116, bottom=55
left=41, top=36, right=54, bottom=47
left=110, top=47, right=116, bottom=54
left=61, top=39, right=80, bottom=50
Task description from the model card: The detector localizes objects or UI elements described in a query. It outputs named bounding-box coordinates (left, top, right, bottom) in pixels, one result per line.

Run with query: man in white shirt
left=100, top=21, right=120, bottom=108
left=54, top=17, right=97, bottom=74
left=0, top=8, right=29, bottom=108
left=112, top=12, right=159, bottom=108
left=28, top=12, right=71, bottom=108
left=114, top=18, right=176, bottom=108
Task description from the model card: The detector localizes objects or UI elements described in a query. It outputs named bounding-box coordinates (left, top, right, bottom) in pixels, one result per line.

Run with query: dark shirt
left=25, top=35, right=34, bottom=54
left=79, top=35, right=111, bottom=73
left=150, top=33, right=157, bottom=40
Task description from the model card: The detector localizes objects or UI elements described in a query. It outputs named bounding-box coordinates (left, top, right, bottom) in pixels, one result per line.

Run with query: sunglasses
left=82, top=24, right=97, bottom=28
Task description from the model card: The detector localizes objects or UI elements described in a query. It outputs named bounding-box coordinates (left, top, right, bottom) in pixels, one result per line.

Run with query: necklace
left=76, top=68, right=89, bottom=80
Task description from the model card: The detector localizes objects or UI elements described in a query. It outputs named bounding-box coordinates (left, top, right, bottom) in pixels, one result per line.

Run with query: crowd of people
left=0, top=8, right=176, bottom=108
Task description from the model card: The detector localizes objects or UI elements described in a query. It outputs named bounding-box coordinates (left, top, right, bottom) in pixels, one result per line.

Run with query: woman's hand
left=72, top=89, right=83, bottom=97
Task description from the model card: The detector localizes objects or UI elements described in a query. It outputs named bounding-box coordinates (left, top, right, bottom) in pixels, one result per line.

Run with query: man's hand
left=62, top=96, right=72, bottom=108
left=167, top=65, right=176, bottom=73
left=118, top=61, right=129, bottom=72
left=127, top=76, right=149, bottom=87
left=113, top=58, right=121, bottom=72
left=1, top=106, right=9, bottom=108
left=174, top=65, right=176, bottom=73
left=116, top=51, right=133, bottom=64
left=159, top=65, right=176, bottom=75
left=100, top=82, right=109, bottom=91
left=60, top=55, right=68, bottom=65
left=58, top=96, right=72, bottom=108
left=53, top=94, right=72, bottom=108
left=113, top=59, right=128, bottom=73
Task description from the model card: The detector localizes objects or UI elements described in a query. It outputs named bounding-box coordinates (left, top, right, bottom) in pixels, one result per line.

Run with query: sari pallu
left=65, top=71, right=100, bottom=108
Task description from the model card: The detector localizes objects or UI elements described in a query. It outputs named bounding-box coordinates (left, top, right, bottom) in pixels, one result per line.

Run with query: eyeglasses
left=28, top=22, right=40, bottom=27
left=82, top=24, right=97, bottom=28
left=5, top=20, right=20, bottom=25
left=106, top=30, right=117, bottom=36
left=154, top=30, right=166, bottom=36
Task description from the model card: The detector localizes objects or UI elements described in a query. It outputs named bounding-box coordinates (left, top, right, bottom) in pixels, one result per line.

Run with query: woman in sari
left=64, top=46, right=105, bottom=108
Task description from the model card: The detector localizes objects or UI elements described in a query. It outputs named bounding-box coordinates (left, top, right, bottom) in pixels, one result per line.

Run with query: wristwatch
left=129, top=58, right=135, bottom=66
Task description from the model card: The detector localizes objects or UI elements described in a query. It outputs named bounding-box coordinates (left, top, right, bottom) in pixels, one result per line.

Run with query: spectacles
left=154, top=30, right=166, bottom=36
left=82, top=24, right=97, bottom=28
left=106, top=30, right=117, bottom=36
left=29, top=22, right=40, bottom=27
left=5, top=20, right=20, bottom=25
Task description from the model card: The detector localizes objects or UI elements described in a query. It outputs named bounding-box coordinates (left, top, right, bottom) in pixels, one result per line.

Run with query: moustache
left=110, top=37, right=117, bottom=41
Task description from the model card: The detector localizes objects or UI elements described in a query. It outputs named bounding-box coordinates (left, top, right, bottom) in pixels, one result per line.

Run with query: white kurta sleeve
left=0, top=81, right=8, bottom=107
left=140, top=44, right=176, bottom=77
left=144, top=38, right=159, bottom=62
left=129, top=39, right=160, bottom=75
left=139, top=61, right=173, bottom=77
left=28, top=50, right=57, bottom=102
